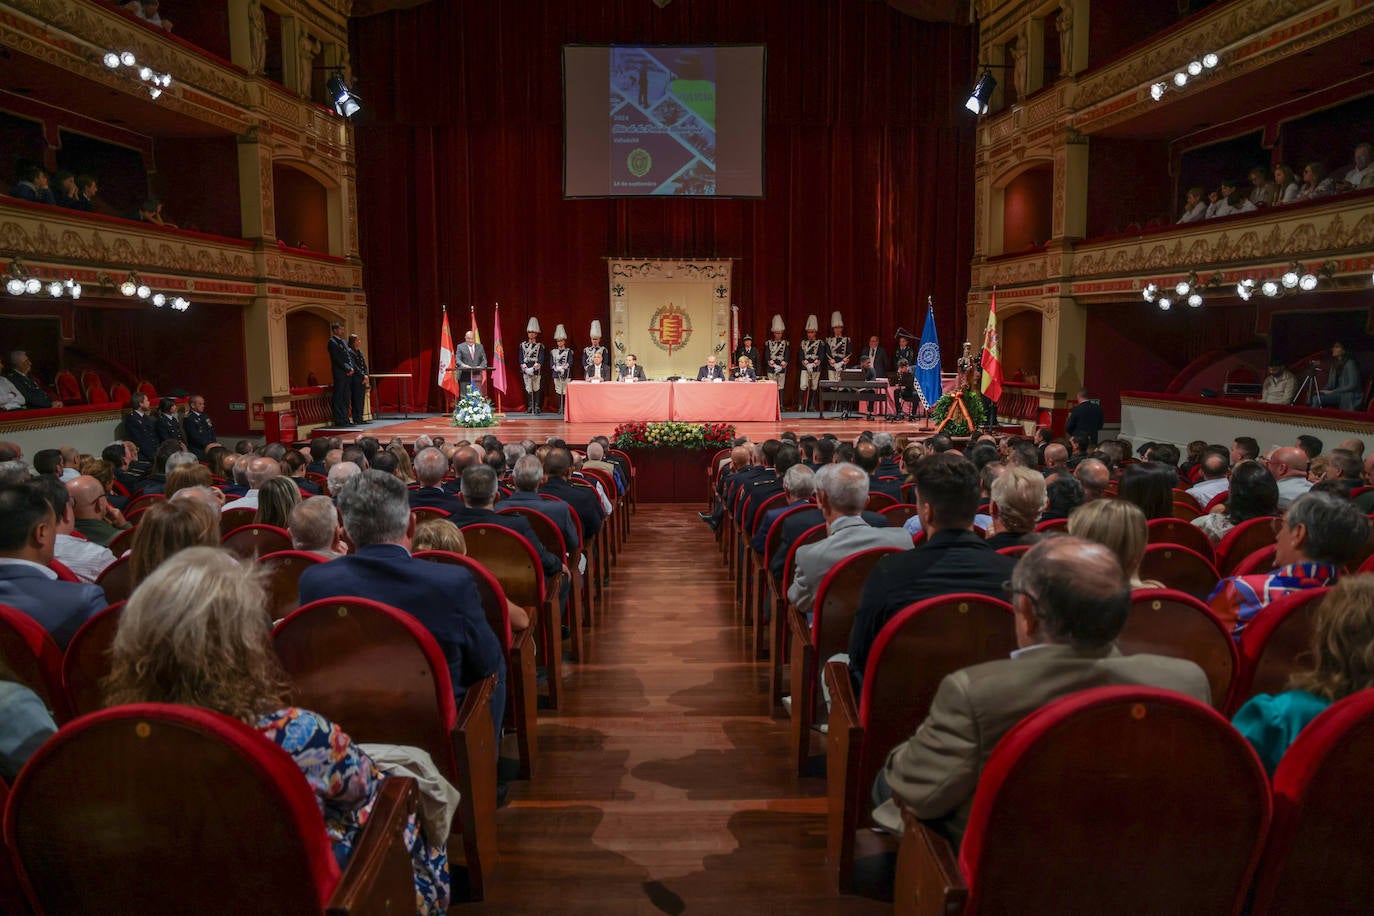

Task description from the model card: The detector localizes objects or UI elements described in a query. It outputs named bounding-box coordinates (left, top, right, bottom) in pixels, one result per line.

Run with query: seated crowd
left=1178, top=141, right=1372, bottom=223
left=7, top=160, right=179, bottom=227
left=0, top=423, right=628, bottom=910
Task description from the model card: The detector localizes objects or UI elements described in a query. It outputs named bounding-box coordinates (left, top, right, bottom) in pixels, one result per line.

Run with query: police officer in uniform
left=182, top=394, right=218, bottom=460
left=520, top=317, right=546, bottom=414
left=893, top=329, right=916, bottom=371
left=347, top=333, right=369, bottom=425
left=550, top=324, right=572, bottom=415
left=765, top=314, right=788, bottom=389
left=733, top=332, right=762, bottom=372
left=583, top=319, right=608, bottom=379
left=797, top=314, right=824, bottom=413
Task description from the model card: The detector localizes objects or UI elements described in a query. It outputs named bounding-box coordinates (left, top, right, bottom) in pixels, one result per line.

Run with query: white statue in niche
left=248, top=0, right=266, bottom=74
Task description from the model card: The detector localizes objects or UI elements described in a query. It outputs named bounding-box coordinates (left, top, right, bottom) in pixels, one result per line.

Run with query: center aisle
left=466, top=504, right=886, bottom=914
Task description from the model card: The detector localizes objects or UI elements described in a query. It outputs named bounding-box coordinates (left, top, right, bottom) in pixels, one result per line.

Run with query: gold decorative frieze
left=264, top=251, right=362, bottom=290
left=0, top=213, right=256, bottom=280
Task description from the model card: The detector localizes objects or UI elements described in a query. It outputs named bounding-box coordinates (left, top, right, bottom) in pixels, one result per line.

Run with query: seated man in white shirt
left=1338, top=141, right=1372, bottom=191
left=35, top=477, right=115, bottom=583
left=1186, top=447, right=1231, bottom=508
left=222, top=456, right=280, bottom=512
left=0, top=354, right=24, bottom=410
left=1177, top=186, right=1207, bottom=223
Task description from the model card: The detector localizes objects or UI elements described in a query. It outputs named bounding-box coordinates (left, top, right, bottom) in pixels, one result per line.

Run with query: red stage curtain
left=353, top=1, right=975, bottom=411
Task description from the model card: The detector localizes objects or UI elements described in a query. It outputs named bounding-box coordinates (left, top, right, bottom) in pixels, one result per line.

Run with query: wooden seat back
left=1120, top=590, right=1238, bottom=710
left=94, top=555, right=133, bottom=605
left=1137, top=544, right=1219, bottom=600
left=879, top=504, right=921, bottom=528
left=1232, top=544, right=1279, bottom=578
left=499, top=506, right=568, bottom=559
left=60, top=602, right=125, bottom=718
left=1253, top=691, right=1374, bottom=914
left=947, top=688, right=1269, bottom=915
left=806, top=547, right=905, bottom=719
left=221, top=524, right=293, bottom=561
left=218, top=507, right=257, bottom=536
left=459, top=523, right=546, bottom=610
left=865, top=492, right=898, bottom=512
left=1215, top=516, right=1278, bottom=576
left=1234, top=586, right=1331, bottom=711
left=256, top=550, right=326, bottom=622
left=0, top=603, right=69, bottom=721
left=4, top=703, right=416, bottom=914
left=1146, top=518, right=1216, bottom=563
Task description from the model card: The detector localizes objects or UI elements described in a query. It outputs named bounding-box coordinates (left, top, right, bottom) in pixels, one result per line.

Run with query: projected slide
left=564, top=44, right=764, bottom=199
left=610, top=47, right=717, bottom=195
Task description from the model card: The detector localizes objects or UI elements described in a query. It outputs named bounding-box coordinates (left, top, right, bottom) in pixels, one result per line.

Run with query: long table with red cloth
left=564, top=380, right=781, bottom=423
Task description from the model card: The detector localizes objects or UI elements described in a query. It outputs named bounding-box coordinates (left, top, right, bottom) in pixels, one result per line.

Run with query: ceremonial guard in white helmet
left=825, top=310, right=851, bottom=382
left=797, top=314, right=824, bottom=413
left=520, top=317, right=546, bottom=414
left=549, top=324, right=572, bottom=415
left=765, top=314, right=788, bottom=388
left=583, top=319, right=609, bottom=379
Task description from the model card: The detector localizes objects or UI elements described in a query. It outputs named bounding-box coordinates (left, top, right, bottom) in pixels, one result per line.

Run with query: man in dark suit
left=454, top=330, right=486, bottom=394
left=182, top=394, right=219, bottom=460
left=503, top=455, right=580, bottom=553
left=0, top=482, right=107, bottom=648
left=870, top=537, right=1211, bottom=844
left=586, top=351, right=613, bottom=382
left=5, top=351, right=60, bottom=410
left=619, top=354, right=647, bottom=382
left=741, top=444, right=803, bottom=537
left=854, top=440, right=902, bottom=504
left=123, top=392, right=159, bottom=463
left=752, top=464, right=815, bottom=555
left=408, top=447, right=463, bottom=515
left=327, top=322, right=355, bottom=426
left=848, top=452, right=1017, bottom=692
left=768, top=497, right=891, bottom=580
left=297, top=470, right=506, bottom=732
left=450, top=465, right=565, bottom=582
left=697, top=355, right=726, bottom=381
left=540, top=447, right=603, bottom=540
left=1065, top=389, right=1105, bottom=445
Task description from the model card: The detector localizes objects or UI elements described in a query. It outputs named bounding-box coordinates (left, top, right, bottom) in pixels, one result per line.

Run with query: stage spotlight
left=1187, top=293, right=1203, bottom=308
left=1261, top=280, right=1280, bottom=298
left=1202, top=52, right=1219, bottom=69
left=327, top=74, right=363, bottom=119
left=1150, top=82, right=1166, bottom=101
left=120, top=51, right=136, bottom=67
left=1281, top=266, right=1300, bottom=289
left=1187, top=60, right=1203, bottom=76
left=1173, top=72, right=1188, bottom=87
left=1158, top=297, right=1172, bottom=311
left=1299, top=273, right=1318, bottom=291
left=1142, top=283, right=1158, bottom=303
left=964, top=70, right=996, bottom=115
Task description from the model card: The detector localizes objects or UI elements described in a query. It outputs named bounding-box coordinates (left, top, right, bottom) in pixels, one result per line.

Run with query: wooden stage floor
left=324, top=412, right=942, bottom=445
left=462, top=504, right=889, bottom=914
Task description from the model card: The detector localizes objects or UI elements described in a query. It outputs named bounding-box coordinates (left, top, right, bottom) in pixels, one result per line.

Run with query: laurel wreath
left=928, top=391, right=986, bottom=436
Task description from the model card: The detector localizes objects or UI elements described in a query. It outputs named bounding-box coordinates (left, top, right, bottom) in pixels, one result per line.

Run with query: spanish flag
left=980, top=291, right=1003, bottom=403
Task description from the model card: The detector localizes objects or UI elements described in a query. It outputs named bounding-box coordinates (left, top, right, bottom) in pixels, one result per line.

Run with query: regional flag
left=980, top=291, right=1004, bottom=403
left=491, top=302, right=508, bottom=394
left=915, top=301, right=942, bottom=410
left=437, top=305, right=459, bottom=397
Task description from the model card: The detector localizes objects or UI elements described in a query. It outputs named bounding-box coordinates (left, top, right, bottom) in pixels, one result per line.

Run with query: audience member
left=66, top=474, right=132, bottom=546
left=0, top=657, right=57, bottom=782
left=1247, top=165, right=1278, bottom=207
left=223, top=456, right=280, bottom=511
left=128, top=497, right=219, bottom=586
left=123, top=392, right=158, bottom=461
left=541, top=447, right=604, bottom=540
left=327, top=459, right=361, bottom=496
left=297, top=471, right=506, bottom=732
left=1041, top=474, right=1084, bottom=521
left=0, top=482, right=106, bottom=647
left=254, top=476, right=302, bottom=529
left=104, top=547, right=450, bottom=910
left=1209, top=491, right=1368, bottom=637
left=1068, top=498, right=1162, bottom=589
left=1186, top=447, right=1231, bottom=506
left=153, top=397, right=183, bottom=447
left=1118, top=461, right=1177, bottom=520
left=1232, top=575, right=1374, bottom=775
left=1267, top=445, right=1314, bottom=509
left=1064, top=390, right=1103, bottom=444
left=1260, top=359, right=1297, bottom=405
left=32, top=476, right=115, bottom=584
left=124, top=0, right=173, bottom=30
left=502, top=455, right=580, bottom=554
left=849, top=453, right=1016, bottom=691
left=869, top=537, right=1209, bottom=843
left=412, top=519, right=530, bottom=632
left=1272, top=162, right=1300, bottom=204
left=1074, top=458, right=1110, bottom=502
left=5, top=350, right=61, bottom=410
left=786, top=463, right=913, bottom=618
left=288, top=495, right=346, bottom=559
left=1177, top=186, right=1206, bottom=223
left=409, top=447, right=462, bottom=515
left=984, top=465, right=1046, bottom=550
left=0, top=353, right=25, bottom=411
left=1192, top=459, right=1279, bottom=544
left=1206, top=179, right=1257, bottom=218
left=9, top=163, right=52, bottom=204
left=164, top=463, right=215, bottom=500
left=451, top=465, right=564, bottom=584
left=1295, top=161, right=1335, bottom=202
left=1311, top=341, right=1363, bottom=410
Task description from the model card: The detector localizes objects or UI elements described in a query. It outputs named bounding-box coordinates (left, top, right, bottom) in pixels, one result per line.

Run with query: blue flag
left=915, top=302, right=942, bottom=410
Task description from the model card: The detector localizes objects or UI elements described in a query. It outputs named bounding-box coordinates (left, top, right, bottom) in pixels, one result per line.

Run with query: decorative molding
left=0, top=218, right=257, bottom=279
left=264, top=252, right=361, bottom=289
left=608, top=260, right=733, bottom=281
left=1122, top=393, right=1374, bottom=436
left=981, top=254, right=1051, bottom=288
left=0, top=407, right=122, bottom=434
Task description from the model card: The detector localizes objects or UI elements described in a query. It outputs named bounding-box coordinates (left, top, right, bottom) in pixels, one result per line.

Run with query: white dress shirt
left=0, top=376, right=24, bottom=411
left=1186, top=477, right=1230, bottom=507
left=54, top=534, right=117, bottom=583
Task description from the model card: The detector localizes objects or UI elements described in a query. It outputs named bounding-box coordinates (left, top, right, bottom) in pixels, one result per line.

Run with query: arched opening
left=1000, top=163, right=1053, bottom=253
left=272, top=163, right=337, bottom=254
left=1001, top=308, right=1044, bottom=386
left=285, top=308, right=340, bottom=389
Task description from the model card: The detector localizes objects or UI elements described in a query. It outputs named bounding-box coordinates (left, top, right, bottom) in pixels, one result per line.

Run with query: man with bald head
left=442, top=445, right=482, bottom=495
left=1267, top=446, right=1312, bottom=509
left=409, top=446, right=463, bottom=515
left=1186, top=447, right=1231, bottom=506
left=1042, top=442, right=1069, bottom=476
left=66, top=474, right=131, bottom=547
left=870, top=536, right=1211, bottom=843
left=1074, top=458, right=1110, bottom=502
left=222, top=456, right=281, bottom=511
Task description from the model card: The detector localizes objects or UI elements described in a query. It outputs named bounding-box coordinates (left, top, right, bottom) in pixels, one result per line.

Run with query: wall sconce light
left=1150, top=52, right=1220, bottom=102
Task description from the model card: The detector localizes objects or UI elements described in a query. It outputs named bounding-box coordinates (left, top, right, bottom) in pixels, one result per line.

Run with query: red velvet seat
left=122, top=493, right=165, bottom=517
left=218, top=506, right=257, bottom=536
left=107, top=525, right=136, bottom=557
left=1032, top=517, right=1067, bottom=533
left=60, top=602, right=125, bottom=718
left=1231, top=543, right=1278, bottom=578
left=0, top=603, right=70, bottom=722
left=1232, top=586, right=1332, bottom=713
left=95, top=555, right=133, bottom=605
left=1137, top=543, right=1219, bottom=600
left=743, top=491, right=790, bottom=655
left=136, top=380, right=158, bottom=402
left=1121, top=589, right=1238, bottom=710
left=499, top=505, right=581, bottom=662
left=273, top=597, right=500, bottom=900
left=54, top=370, right=82, bottom=405
left=894, top=687, right=1271, bottom=915
left=824, top=593, right=1016, bottom=893
left=788, top=547, right=905, bottom=775
left=1146, top=517, right=1216, bottom=564
left=410, top=505, right=451, bottom=521
left=995, top=544, right=1031, bottom=558
left=416, top=549, right=538, bottom=780
left=4, top=702, right=418, bottom=914
left=879, top=503, right=921, bottom=528
left=1215, top=516, right=1278, bottom=576
left=1251, top=690, right=1374, bottom=914
left=221, top=523, right=292, bottom=560
left=256, top=550, right=326, bottom=622
left=109, top=383, right=131, bottom=406
left=865, top=492, right=898, bottom=512
left=760, top=503, right=819, bottom=704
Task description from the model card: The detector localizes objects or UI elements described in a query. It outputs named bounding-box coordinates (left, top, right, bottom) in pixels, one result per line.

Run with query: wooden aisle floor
left=464, top=504, right=887, bottom=914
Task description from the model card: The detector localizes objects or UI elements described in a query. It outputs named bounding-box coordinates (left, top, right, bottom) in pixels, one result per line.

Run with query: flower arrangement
left=452, top=389, right=497, bottom=428
left=928, top=391, right=987, bottom=437
left=613, top=420, right=736, bottom=450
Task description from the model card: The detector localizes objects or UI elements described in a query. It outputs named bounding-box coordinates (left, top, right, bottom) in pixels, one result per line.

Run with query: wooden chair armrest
left=788, top=605, right=816, bottom=774
left=326, top=775, right=419, bottom=915
left=894, top=807, right=968, bottom=916
left=824, top=660, right=864, bottom=893
left=451, top=673, right=499, bottom=899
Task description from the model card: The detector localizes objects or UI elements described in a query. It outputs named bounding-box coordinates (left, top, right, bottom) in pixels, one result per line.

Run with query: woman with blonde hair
left=254, top=476, right=302, bottom=529
left=164, top=463, right=213, bottom=499
left=128, top=498, right=219, bottom=585
left=1067, top=498, right=1163, bottom=589
left=1233, top=575, right=1374, bottom=774
left=104, top=547, right=449, bottom=911
left=388, top=444, right=417, bottom=485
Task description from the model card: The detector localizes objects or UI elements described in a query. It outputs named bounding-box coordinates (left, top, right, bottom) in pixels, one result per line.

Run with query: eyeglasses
left=1270, top=515, right=1291, bottom=536
left=1002, top=580, right=1040, bottom=610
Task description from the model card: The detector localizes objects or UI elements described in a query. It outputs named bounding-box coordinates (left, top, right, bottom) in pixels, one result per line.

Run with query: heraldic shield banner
left=606, top=259, right=733, bottom=379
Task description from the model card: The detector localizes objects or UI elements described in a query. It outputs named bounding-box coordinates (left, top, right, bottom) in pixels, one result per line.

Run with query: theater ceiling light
left=4, top=261, right=83, bottom=298
left=1241, top=262, right=1334, bottom=301
left=102, top=49, right=173, bottom=100
left=327, top=74, right=363, bottom=119
left=1150, top=52, right=1220, bottom=102
left=964, top=69, right=996, bottom=115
